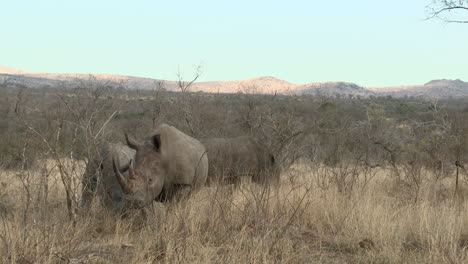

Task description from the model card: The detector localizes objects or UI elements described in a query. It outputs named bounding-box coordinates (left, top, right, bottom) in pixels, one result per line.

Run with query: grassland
left=1, top=159, right=468, bottom=263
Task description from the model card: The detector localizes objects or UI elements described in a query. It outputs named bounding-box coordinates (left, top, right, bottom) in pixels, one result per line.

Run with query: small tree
left=173, top=65, right=203, bottom=136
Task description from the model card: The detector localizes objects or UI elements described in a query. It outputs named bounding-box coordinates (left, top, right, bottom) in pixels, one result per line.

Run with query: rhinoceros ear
left=125, top=133, right=140, bottom=150
left=152, top=134, right=161, bottom=152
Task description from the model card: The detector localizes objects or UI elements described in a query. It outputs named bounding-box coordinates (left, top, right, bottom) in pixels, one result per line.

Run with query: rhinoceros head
left=113, top=133, right=166, bottom=209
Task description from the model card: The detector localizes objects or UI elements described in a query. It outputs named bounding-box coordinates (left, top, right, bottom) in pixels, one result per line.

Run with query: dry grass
left=1, top=161, right=468, bottom=264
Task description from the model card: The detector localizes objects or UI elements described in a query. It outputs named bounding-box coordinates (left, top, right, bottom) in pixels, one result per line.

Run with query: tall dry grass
left=1, top=161, right=468, bottom=263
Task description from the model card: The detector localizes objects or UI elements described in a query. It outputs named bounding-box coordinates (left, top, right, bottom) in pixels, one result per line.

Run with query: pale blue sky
left=1, top=0, right=466, bottom=87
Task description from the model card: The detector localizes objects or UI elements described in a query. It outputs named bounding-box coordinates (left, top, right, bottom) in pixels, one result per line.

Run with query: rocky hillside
left=1, top=66, right=467, bottom=98
left=297, top=82, right=375, bottom=97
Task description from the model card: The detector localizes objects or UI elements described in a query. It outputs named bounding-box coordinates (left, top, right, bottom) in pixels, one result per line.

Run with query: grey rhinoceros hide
left=200, top=136, right=279, bottom=185
left=113, top=124, right=209, bottom=209
left=81, top=142, right=135, bottom=213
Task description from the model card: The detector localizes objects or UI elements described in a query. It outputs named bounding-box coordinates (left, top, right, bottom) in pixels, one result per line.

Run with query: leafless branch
left=426, top=1, right=468, bottom=23
left=94, top=110, right=117, bottom=139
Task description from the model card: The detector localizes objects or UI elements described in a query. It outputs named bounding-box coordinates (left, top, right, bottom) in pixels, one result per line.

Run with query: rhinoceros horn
left=113, top=158, right=135, bottom=194
left=128, top=160, right=141, bottom=180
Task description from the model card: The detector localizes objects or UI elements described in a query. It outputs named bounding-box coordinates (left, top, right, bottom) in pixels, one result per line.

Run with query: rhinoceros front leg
left=155, top=184, right=193, bottom=203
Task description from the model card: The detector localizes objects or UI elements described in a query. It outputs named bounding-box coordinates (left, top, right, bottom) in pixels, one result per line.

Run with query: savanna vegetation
left=1, top=79, right=468, bottom=263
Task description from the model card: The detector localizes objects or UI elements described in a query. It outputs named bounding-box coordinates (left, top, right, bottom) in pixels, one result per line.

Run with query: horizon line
left=0, top=65, right=463, bottom=89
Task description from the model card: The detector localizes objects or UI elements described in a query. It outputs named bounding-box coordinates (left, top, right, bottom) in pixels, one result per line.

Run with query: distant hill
left=0, top=66, right=31, bottom=75
left=191, top=76, right=296, bottom=94
left=370, top=79, right=468, bottom=98
left=0, top=67, right=299, bottom=94
left=1, top=66, right=467, bottom=98
left=297, top=82, right=375, bottom=97
left=0, top=67, right=180, bottom=91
